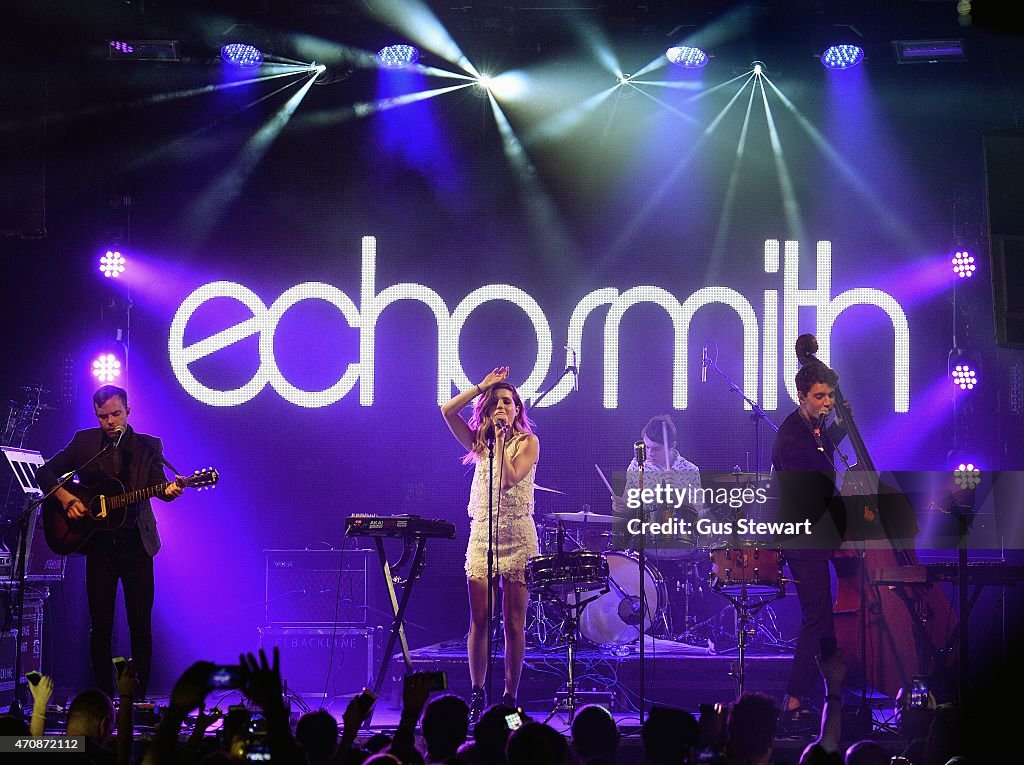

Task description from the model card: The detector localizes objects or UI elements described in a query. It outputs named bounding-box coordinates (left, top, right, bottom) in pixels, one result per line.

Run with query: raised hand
left=479, top=366, right=510, bottom=391
left=117, top=658, right=141, bottom=700
left=239, top=647, right=284, bottom=710
left=28, top=674, right=53, bottom=708
left=169, top=661, right=214, bottom=713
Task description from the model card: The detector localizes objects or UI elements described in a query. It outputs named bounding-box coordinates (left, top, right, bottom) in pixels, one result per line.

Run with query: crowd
left=0, top=646, right=969, bottom=765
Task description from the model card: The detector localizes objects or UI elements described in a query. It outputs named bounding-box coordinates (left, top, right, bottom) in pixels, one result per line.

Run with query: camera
left=909, top=676, right=928, bottom=708
left=404, top=670, right=447, bottom=693
left=695, top=745, right=727, bottom=765
left=25, top=671, right=42, bottom=686
left=354, top=688, right=378, bottom=714
left=112, top=656, right=128, bottom=678
left=209, top=665, right=245, bottom=690
left=505, top=711, right=523, bottom=730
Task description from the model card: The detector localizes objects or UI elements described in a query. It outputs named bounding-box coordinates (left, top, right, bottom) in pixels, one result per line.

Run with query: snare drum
left=578, top=551, right=668, bottom=645
left=526, top=550, right=608, bottom=596
left=709, top=546, right=783, bottom=597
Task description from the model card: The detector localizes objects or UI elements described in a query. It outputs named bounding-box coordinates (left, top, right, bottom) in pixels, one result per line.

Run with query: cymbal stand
left=713, top=584, right=786, bottom=698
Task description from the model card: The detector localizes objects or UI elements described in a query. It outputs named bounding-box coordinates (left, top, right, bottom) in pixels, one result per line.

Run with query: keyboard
left=344, top=514, right=456, bottom=539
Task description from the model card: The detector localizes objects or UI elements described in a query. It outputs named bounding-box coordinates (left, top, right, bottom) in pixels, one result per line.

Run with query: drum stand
left=714, top=585, right=786, bottom=698
left=543, top=586, right=605, bottom=725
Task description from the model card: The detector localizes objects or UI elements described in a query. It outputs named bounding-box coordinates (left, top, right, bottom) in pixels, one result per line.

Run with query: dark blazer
left=36, top=425, right=168, bottom=556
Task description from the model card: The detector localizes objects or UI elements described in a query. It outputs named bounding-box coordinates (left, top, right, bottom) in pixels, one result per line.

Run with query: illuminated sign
left=169, top=236, right=909, bottom=410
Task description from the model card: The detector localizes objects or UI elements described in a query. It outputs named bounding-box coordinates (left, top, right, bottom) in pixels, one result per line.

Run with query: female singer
left=441, top=366, right=539, bottom=718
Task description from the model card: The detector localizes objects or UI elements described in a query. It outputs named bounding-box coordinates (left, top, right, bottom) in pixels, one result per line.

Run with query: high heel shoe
left=469, top=686, right=486, bottom=723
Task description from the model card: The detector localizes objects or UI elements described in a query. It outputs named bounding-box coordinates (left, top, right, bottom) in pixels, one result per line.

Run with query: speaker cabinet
left=265, top=549, right=369, bottom=627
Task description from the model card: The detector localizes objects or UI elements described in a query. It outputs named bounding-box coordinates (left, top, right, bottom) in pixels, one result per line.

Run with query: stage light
left=221, top=43, right=263, bottom=68
left=91, top=353, right=122, bottom=383
left=821, top=44, right=865, bottom=69
left=752, top=61, right=765, bottom=76
left=377, top=44, right=419, bottom=69
left=99, top=250, right=126, bottom=278
left=666, top=46, right=708, bottom=69
left=107, top=39, right=179, bottom=61
left=893, top=39, right=966, bottom=64
left=951, top=363, right=977, bottom=390
left=953, top=462, right=981, bottom=489
left=951, top=249, right=976, bottom=278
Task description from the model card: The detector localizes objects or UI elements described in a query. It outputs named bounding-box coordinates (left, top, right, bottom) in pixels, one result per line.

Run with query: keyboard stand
left=370, top=534, right=428, bottom=695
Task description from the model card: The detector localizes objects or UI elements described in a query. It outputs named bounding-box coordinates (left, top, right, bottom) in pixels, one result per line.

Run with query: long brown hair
left=461, top=382, right=535, bottom=464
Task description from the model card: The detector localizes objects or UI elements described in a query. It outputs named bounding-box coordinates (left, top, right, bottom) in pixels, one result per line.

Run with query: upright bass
left=795, top=334, right=957, bottom=698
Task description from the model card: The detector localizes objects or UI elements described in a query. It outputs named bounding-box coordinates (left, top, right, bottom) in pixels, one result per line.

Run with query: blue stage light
left=92, top=353, right=123, bottom=383
left=221, top=43, right=263, bottom=68
left=377, top=44, right=419, bottom=69
left=821, top=44, right=864, bottom=70
left=666, top=46, right=709, bottom=69
left=99, top=250, right=126, bottom=278
left=951, top=250, right=976, bottom=278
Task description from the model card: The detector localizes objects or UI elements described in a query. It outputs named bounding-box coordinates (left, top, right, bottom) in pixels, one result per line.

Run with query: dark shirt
left=772, top=409, right=848, bottom=549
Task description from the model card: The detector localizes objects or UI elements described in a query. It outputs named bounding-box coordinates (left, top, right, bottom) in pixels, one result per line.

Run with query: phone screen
left=505, top=712, right=522, bottom=730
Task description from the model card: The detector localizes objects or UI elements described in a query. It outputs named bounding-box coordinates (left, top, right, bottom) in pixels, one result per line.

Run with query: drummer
left=610, top=414, right=706, bottom=554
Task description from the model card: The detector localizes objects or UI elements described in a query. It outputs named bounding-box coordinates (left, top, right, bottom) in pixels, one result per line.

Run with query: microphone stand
left=703, top=355, right=778, bottom=479
left=485, top=433, right=496, bottom=707
left=634, top=443, right=647, bottom=727
left=4, top=440, right=115, bottom=716
left=526, top=364, right=576, bottom=409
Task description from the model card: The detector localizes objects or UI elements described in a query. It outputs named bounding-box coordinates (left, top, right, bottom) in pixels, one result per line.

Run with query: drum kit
left=525, top=472, right=791, bottom=667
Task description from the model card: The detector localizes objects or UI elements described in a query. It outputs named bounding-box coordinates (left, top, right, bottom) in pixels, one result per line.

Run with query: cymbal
left=546, top=510, right=616, bottom=524
left=535, top=484, right=564, bottom=494
left=708, top=471, right=770, bottom=484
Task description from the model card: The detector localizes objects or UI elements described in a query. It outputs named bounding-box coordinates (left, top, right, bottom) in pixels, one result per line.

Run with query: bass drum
left=578, top=551, right=667, bottom=646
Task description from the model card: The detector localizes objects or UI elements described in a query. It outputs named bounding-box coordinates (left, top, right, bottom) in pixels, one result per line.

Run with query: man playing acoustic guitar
left=37, top=384, right=183, bottom=699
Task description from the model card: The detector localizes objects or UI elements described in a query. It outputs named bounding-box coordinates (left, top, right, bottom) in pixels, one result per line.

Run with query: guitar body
left=42, top=467, right=218, bottom=556
left=43, top=478, right=130, bottom=555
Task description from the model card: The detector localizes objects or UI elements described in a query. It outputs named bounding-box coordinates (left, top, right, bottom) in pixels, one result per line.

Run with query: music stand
left=0, top=447, right=46, bottom=716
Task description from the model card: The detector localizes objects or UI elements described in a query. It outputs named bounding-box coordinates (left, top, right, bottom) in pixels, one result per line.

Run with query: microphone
left=494, top=416, right=509, bottom=433
left=565, top=345, right=579, bottom=391
left=701, top=343, right=709, bottom=383
left=113, top=425, right=126, bottom=447
left=814, top=411, right=828, bottom=435
left=634, top=440, right=646, bottom=465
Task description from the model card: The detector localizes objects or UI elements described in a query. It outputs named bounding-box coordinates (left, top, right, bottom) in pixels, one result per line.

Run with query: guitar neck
left=108, top=482, right=173, bottom=510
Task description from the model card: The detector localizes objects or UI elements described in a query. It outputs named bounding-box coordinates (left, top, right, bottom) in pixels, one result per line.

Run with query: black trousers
left=784, top=551, right=835, bottom=702
left=85, top=529, right=154, bottom=698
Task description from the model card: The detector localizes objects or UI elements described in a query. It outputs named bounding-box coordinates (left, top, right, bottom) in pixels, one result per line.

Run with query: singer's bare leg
left=467, top=577, right=499, bottom=691
left=501, top=579, right=529, bottom=701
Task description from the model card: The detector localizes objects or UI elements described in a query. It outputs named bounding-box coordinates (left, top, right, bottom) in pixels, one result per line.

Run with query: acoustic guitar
left=42, top=468, right=219, bottom=555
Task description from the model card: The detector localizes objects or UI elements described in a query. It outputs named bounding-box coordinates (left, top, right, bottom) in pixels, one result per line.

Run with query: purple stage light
left=109, top=41, right=135, bottom=54
left=953, top=462, right=981, bottom=490
left=951, top=249, right=976, bottom=278
left=92, top=353, right=122, bottom=383
left=821, top=44, right=865, bottom=70
left=377, top=44, right=419, bottom=69
left=221, top=43, right=263, bottom=68
left=951, top=363, right=977, bottom=390
left=99, top=250, right=126, bottom=278
left=666, top=46, right=709, bottom=69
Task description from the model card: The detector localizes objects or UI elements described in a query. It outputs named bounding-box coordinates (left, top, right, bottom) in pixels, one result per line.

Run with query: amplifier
left=265, top=549, right=370, bottom=627
left=258, top=626, right=380, bottom=697
left=0, top=596, right=46, bottom=707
